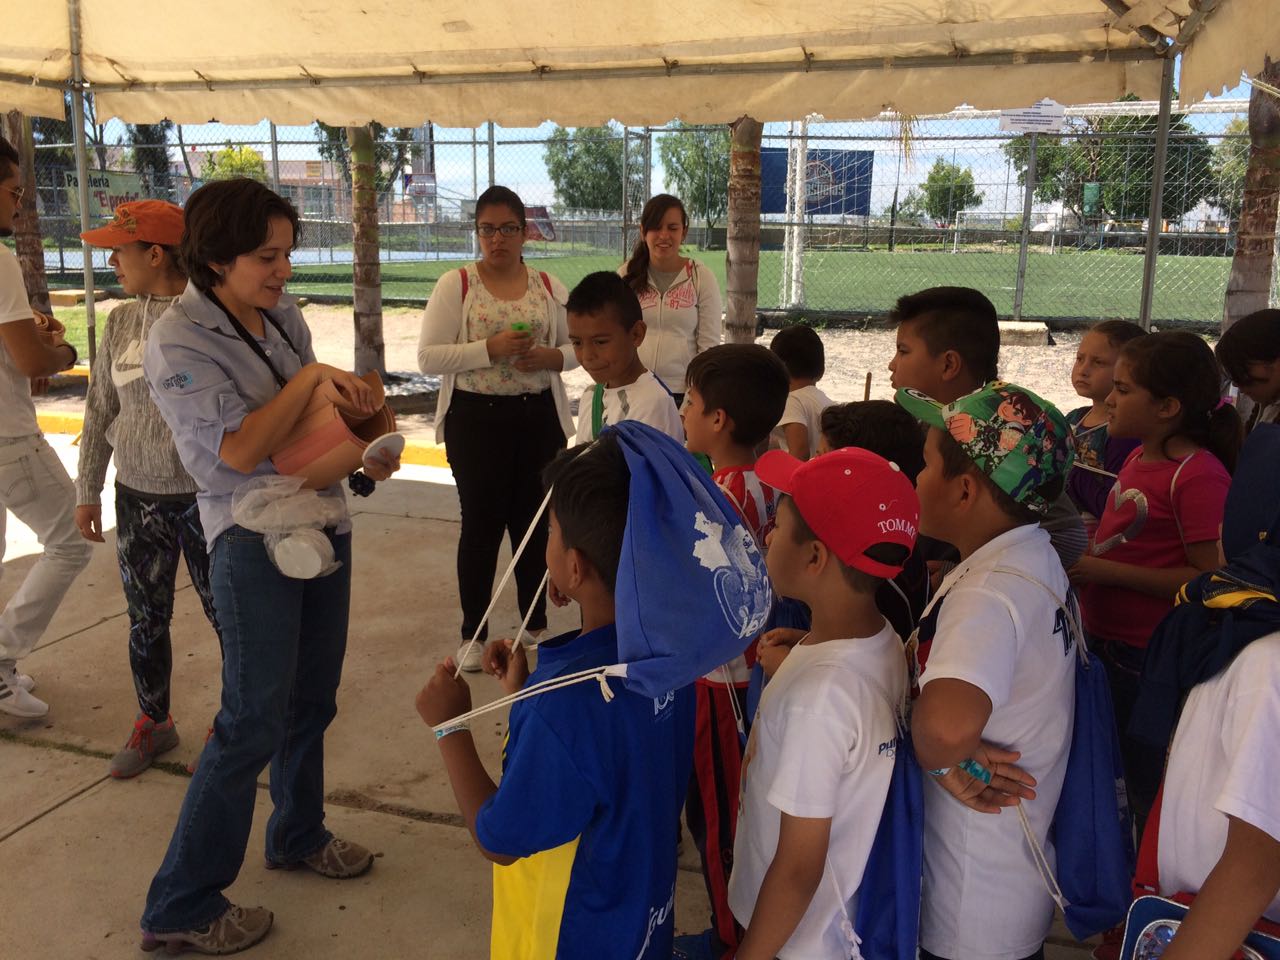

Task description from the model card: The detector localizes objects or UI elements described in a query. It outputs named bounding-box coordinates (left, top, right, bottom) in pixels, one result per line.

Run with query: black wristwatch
left=59, top=342, right=78, bottom=370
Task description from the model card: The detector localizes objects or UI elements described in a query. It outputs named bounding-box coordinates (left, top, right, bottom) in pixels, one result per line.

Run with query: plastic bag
left=231, top=475, right=348, bottom=579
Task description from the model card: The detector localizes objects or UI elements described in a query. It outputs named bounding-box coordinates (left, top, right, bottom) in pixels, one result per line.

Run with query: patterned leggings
left=115, top=487, right=221, bottom=722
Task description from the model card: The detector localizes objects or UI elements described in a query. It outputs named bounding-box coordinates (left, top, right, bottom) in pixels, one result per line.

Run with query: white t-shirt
left=1159, top=632, right=1280, bottom=923
left=0, top=245, right=39, bottom=438
left=770, top=384, right=833, bottom=458
left=729, top=621, right=906, bottom=959
left=914, top=523, right=1076, bottom=960
left=573, top=370, right=683, bottom=445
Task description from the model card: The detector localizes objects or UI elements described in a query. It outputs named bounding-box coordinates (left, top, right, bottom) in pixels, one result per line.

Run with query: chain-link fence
left=26, top=99, right=1265, bottom=326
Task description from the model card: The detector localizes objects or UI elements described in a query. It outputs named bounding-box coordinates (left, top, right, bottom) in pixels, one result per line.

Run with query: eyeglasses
left=476, top=223, right=523, bottom=238
left=4, top=186, right=24, bottom=204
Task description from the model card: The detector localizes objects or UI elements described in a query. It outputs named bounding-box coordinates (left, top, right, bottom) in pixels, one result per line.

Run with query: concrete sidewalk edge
left=35, top=410, right=451, bottom=469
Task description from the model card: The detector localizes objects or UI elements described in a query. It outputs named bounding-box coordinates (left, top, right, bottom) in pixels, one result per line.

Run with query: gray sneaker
left=110, top=714, right=179, bottom=779
left=141, top=903, right=273, bottom=955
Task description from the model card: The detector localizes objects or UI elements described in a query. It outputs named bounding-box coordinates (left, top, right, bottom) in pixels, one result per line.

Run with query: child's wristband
left=958, top=758, right=993, bottom=784
left=434, top=722, right=471, bottom=742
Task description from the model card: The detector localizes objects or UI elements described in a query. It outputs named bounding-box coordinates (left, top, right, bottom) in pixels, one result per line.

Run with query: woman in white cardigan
left=620, top=194, right=723, bottom=404
left=417, top=186, right=576, bottom=670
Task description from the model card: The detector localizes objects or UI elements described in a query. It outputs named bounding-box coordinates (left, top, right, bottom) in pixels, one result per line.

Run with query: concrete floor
left=0, top=436, right=1092, bottom=959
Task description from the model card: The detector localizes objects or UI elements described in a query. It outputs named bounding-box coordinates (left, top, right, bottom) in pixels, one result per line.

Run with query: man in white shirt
left=898, top=381, right=1078, bottom=960
left=0, top=135, right=91, bottom=718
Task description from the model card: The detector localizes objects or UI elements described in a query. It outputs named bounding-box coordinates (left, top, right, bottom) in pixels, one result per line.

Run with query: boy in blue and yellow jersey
left=416, top=432, right=695, bottom=959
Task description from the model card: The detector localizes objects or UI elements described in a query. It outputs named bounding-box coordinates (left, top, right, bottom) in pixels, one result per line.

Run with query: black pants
left=115, top=486, right=221, bottom=722
left=444, top=389, right=565, bottom=642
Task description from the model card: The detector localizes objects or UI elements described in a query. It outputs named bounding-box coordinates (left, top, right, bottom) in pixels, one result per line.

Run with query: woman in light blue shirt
left=139, top=178, right=397, bottom=956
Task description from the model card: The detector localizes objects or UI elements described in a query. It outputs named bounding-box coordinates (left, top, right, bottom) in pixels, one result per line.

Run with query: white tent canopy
left=1, top=1, right=1275, bottom=126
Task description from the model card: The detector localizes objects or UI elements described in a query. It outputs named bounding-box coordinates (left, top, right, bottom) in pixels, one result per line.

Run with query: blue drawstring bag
left=1010, top=586, right=1134, bottom=941
left=853, top=723, right=923, bottom=960
left=1051, top=634, right=1136, bottom=939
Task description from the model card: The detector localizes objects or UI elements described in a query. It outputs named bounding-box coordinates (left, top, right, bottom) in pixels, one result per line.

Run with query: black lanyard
left=209, top=291, right=298, bottom=390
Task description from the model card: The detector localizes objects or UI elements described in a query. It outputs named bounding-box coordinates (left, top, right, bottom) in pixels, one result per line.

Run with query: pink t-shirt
left=1080, top=448, right=1230, bottom=649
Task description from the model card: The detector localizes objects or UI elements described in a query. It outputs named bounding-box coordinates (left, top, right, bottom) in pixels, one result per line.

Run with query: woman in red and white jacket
left=620, top=194, right=723, bottom=405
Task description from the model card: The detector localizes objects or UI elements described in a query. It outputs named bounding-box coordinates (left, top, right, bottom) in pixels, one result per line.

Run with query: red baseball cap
left=755, top=448, right=920, bottom=578
left=80, top=199, right=184, bottom=249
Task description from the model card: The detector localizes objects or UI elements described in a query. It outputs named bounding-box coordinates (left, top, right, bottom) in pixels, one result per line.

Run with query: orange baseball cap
left=80, top=199, right=184, bottom=249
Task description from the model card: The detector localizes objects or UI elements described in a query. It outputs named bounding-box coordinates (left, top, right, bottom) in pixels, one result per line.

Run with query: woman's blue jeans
left=142, top=526, right=352, bottom=933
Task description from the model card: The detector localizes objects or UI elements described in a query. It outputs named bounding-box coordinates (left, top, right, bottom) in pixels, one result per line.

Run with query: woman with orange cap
left=75, top=200, right=223, bottom=780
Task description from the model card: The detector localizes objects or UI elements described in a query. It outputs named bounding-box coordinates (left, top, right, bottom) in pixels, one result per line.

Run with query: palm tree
left=1223, top=56, right=1280, bottom=329
left=347, top=124, right=385, bottom=376
left=725, top=116, right=763, bottom=344
left=2, top=110, right=52, bottom=315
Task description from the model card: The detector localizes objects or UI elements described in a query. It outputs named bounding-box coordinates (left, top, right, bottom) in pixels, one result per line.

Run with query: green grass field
left=46, top=245, right=1232, bottom=342
left=283, top=246, right=1230, bottom=324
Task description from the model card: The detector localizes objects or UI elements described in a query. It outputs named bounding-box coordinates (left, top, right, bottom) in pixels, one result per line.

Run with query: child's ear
left=713, top=409, right=733, bottom=436
left=939, top=349, right=969, bottom=384
left=1157, top=394, right=1182, bottom=423
left=809, top=537, right=832, bottom=575
left=631, top=319, right=647, bottom=347
left=566, top=546, right=596, bottom=592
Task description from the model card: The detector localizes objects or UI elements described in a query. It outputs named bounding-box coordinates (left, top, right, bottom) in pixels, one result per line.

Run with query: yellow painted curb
left=36, top=410, right=84, bottom=436
left=36, top=408, right=450, bottom=468
left=401, top=442, right=450, bottom=468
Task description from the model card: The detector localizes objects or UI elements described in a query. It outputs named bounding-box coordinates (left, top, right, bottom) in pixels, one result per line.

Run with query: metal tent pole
left=487, top=122, right=495, bottom=187
left=1012, top=133, right=1038, bottom=320
left=1138, top=54, right=1175, bottom=330
left=67, top=0, right=96, bottom=365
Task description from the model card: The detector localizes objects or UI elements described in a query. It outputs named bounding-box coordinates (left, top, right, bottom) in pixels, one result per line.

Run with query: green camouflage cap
left=896, top=381, right=1074, bottom=515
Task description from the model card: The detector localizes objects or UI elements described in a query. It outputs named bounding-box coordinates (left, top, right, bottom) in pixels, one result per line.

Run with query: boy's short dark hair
left=935, top=428, right=1044, bottom=526
left=890, top=286, right=1000, bottom=384
left=685, top=344, right=789, bottom=448
left=566, top=271, right=642, bottom=331
left=180, top=177, right=301, bottom=293
left=0, top=135, right=19, bottom=182
left=781, top=495, right=907, bottom=593
left=1215, top=308, right=1280, bottom=386
left=543, top=433, right=631, bottom=593
left=820, top=401, right=926, bottom=483
left=1090, top=319, right=1147, bottom=350
left=769, top=324, right=825, bottom=380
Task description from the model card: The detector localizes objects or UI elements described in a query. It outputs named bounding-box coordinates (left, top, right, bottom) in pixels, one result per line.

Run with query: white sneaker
left=0, top=665, right=49, bottom=718
left=455, top=641, right=484, bottom=673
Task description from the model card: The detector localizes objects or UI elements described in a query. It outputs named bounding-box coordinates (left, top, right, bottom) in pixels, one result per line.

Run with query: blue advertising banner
left=761, top=147, right=874, bottom=216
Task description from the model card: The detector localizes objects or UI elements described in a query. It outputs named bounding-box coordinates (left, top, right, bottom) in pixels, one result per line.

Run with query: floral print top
left=456, top=264, right=552, bottom=395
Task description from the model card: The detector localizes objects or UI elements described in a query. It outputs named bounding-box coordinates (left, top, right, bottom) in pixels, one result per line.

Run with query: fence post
left=67, top=0, right=97, bottom=364
left=621, top=127, right=631, bottom=261
left=269, top=122, right=281, bottom=193
left=487, top=122, right=496, bottom=188
left=1012, top=132, right=1038, bottom=321
left=1139, top=54, right=1176, bottom=330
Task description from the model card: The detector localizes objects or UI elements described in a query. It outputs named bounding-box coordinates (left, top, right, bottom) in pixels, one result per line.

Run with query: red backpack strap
left=459, top=267, right=469, bottom=303
left=1133, top=781, right=1166, bottom=898
left=539, top=271, right=553, bottom=297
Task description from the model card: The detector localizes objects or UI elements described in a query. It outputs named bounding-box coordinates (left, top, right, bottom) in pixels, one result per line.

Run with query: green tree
left=201, top=144, right=267, bottom=182
left=1002, top=95, right=1215, bottom=223
left=657, top=122, right=729, bottom=236
left=1209, top=117, right=1249, bottom=227
left=922, top=159, right=984, bottom=224
left=544, top=125, right=644, bottom=212
left=313, top=122, right=416, bottom=198
left=895, top=187, right=929, bottom=222
left=125, top=121, right=174, bottom=198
